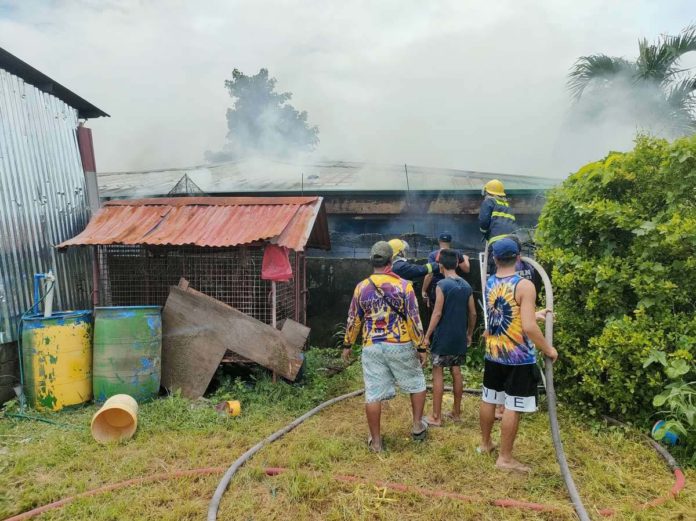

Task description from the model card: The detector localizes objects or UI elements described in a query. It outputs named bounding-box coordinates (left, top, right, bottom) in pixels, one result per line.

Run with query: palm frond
left=638, top=25, right=696, bottom=82
left=567, top=55, right=635, bottom=100
left=662, top=24, right=696, bottom=61
left=666, top=76, right=696, bottom=117
left=659, top=75, right=696, bottom=135
left=636, top=38, right=674, bottom=81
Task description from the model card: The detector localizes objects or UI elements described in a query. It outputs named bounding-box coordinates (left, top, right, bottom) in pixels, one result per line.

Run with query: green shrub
left=536, top=135, right=696, bottom=428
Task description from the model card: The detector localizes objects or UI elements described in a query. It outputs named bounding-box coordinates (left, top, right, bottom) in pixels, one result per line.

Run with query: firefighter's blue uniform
left=478, top=196, right=516, bottom=244
left=392, top=257, right=438, bottom=281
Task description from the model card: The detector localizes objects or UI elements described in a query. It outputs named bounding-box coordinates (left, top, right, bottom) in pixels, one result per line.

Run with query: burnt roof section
left=0, top=47, right=109, bottom=119
left=99, top=159, right=558, bottom=198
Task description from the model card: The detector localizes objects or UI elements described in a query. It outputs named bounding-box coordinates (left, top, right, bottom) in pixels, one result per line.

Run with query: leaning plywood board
left=161, top=293, right=228, bottom=399
left=278, top=319, right=310, bottom=350
left=164, top=285, right=303, bottom=384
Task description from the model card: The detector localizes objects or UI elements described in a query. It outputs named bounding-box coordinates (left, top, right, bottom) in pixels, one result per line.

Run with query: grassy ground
left=1, top=348, right=694, bottom=521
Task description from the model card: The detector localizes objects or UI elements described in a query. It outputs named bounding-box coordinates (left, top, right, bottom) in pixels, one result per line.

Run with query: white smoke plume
left=0, top=0, right=692, bottom=179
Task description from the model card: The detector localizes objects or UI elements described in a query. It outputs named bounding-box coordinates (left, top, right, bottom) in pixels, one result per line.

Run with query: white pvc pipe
left=478, top=250, right=489, bottom=329
left=271, top=281, right=277, bottom=328
left=43, top=271, right=55, bottom=318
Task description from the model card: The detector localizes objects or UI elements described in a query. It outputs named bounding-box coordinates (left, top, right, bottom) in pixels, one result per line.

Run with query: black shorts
left=482, top=359, right=540, bottom=413
left=431, top=353, right=466, bottom=367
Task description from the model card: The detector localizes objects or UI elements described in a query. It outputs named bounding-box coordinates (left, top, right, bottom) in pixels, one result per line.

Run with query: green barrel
left=93, top=306, right=162, bottom=403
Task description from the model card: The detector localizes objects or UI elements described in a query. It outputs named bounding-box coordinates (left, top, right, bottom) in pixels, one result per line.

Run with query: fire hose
left=521, top=256, right=591, bottom=521
left=207, top=257, right=593, bottom=520
left=3, top=259, right=683, bottom=520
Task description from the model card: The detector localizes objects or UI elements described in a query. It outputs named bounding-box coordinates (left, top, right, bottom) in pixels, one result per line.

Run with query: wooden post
left=92, top=246, right=100, bottom=307
left=272, top=281, right=277, bottom=383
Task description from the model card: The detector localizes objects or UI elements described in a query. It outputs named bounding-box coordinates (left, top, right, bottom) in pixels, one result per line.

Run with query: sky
left=0, top=0, right=693, bottom=178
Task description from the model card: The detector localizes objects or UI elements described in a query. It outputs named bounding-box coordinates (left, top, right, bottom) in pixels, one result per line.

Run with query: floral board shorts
left=430, top=353, right=466, bottom=367
left=361, top=342, right=426, bottom=403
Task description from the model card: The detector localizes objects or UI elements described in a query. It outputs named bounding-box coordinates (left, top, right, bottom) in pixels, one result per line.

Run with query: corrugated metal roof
left=98, top=159, right=558, bottom=198
left=57, top=197, right=330, bottom=251
left=0, top=47, right=109, bottom=119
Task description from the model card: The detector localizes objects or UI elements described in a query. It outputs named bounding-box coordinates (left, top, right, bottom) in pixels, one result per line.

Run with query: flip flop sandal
left=476, top=445, right=497, bottom=455
left=411, top=420, right=428, bottom=442
left=443, top=412, right=462, bottom=423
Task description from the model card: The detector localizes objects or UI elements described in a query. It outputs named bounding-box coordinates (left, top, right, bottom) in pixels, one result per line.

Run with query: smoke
left=553, top=68, right=696, bottom=171
left=0, top=0, right=691, bottom=178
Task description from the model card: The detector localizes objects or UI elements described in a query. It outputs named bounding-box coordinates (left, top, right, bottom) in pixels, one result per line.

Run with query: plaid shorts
left=361, top=342, right=426, bottom=403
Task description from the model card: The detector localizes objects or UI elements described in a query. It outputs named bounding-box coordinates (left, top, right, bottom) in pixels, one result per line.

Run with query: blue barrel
left=92, top=306, right=162, bottom=403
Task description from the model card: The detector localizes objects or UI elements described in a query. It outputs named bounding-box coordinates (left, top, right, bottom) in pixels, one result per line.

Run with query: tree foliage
left=568, top=25, right=696, bottom=136
left=207, top=68, right=319, bottom=162
left=536, top=135, right=696, bottom=428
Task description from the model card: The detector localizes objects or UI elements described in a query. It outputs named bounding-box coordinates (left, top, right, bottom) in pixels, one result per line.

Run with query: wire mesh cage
left=96, top=245, right=304, bottom=326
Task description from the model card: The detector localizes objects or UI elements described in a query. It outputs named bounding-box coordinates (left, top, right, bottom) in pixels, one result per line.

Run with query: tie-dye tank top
left=484, top=274, right=536, bottom=365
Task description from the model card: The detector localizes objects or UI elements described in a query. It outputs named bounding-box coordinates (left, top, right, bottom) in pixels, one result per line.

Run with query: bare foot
left=367, top=435, right=383, bottom=453
left=476, top=443, right=497, bottom=455
left=444, top=412, right=462, bottom=423
left=425, top=416, right=442, bottom=427
left=495, top=457, right=531, bottom=473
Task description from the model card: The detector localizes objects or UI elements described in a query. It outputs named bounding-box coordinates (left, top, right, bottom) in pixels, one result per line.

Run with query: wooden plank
left=161, top=293, right=228, bottom=399
left=164, top=285, right=303, bottom=382
left=278, top=319, right=310, bottom=350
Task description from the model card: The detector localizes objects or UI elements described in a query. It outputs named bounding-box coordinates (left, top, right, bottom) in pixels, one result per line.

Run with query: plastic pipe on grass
left=521, top=256, right=591, bottom=521
left=207, top=257, right=594, bottom=521
left=207, top=388, right=365, bottom=521
left=3, top=467, right=226, bottom=521
left=4, top=399, right=686, bottom=520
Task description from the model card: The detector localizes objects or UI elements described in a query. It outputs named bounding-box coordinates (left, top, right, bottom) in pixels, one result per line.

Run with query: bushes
left=536, top=135, right=696, bottom=431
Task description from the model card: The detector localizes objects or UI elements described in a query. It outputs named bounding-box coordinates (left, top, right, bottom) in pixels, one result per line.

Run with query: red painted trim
left=76, top=124, right=97, bottom=173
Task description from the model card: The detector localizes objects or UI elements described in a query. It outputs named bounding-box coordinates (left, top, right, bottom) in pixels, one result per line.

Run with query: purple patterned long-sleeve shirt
left=344, top=271, right=424, bottom=347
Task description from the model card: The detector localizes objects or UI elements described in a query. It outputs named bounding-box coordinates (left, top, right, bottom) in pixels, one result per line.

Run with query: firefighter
left=479, top=179, right=516, bottom=245
left=388, top=239, right=439, bottom=281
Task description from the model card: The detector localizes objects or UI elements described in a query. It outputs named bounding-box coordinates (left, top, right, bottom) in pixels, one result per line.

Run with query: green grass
left=1, top=348, right=694, bottom=520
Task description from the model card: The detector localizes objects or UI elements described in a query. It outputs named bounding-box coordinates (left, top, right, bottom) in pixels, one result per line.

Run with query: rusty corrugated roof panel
left=57, top=196, right=330, bottom=251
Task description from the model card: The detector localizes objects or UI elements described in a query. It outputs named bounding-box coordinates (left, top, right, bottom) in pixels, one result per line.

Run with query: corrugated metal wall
left=0, top=68, right=91, bottom=342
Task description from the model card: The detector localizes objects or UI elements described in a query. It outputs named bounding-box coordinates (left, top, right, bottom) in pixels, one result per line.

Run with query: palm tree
left=568, top=24, right=696, bottom=135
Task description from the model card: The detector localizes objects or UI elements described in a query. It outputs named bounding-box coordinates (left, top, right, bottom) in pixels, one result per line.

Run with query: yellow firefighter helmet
left=483, top=179, right=506, bottom=197
left=388, top=238, right=409, bottom=258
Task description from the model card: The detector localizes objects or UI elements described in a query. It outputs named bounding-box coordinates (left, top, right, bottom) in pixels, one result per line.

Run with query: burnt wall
left=306, top=255, right=484, bottom=347
left=313, top=191, right=546, bottom=258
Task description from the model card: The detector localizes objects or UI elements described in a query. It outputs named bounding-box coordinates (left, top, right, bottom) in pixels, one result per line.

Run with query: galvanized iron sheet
left=0, top=68, right=92, bottom=342
left=97, top=159, right=559, bottom=199
left=58, top=197, right=330, bottom=252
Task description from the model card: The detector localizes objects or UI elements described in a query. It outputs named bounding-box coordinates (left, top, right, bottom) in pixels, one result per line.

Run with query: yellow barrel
left=21, top=310, right=92, bottom=411
left=91, top=394, right=139, bottom=443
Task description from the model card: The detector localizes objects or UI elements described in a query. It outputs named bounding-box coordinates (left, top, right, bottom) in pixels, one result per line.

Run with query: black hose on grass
left=207, top=388, right=365, bottom=521
left=521, top=256, right=591, bottom=521
left=208, top=258, right=591, bottom=521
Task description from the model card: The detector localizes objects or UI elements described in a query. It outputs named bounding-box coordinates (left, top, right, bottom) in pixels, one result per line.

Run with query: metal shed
left=58, top=197, right=331, bottom=326
left=0, top=47, right=108, bottom=344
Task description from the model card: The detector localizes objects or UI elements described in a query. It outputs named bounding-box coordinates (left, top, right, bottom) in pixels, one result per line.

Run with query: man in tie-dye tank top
left=479, top=238, right=558, bottom=473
